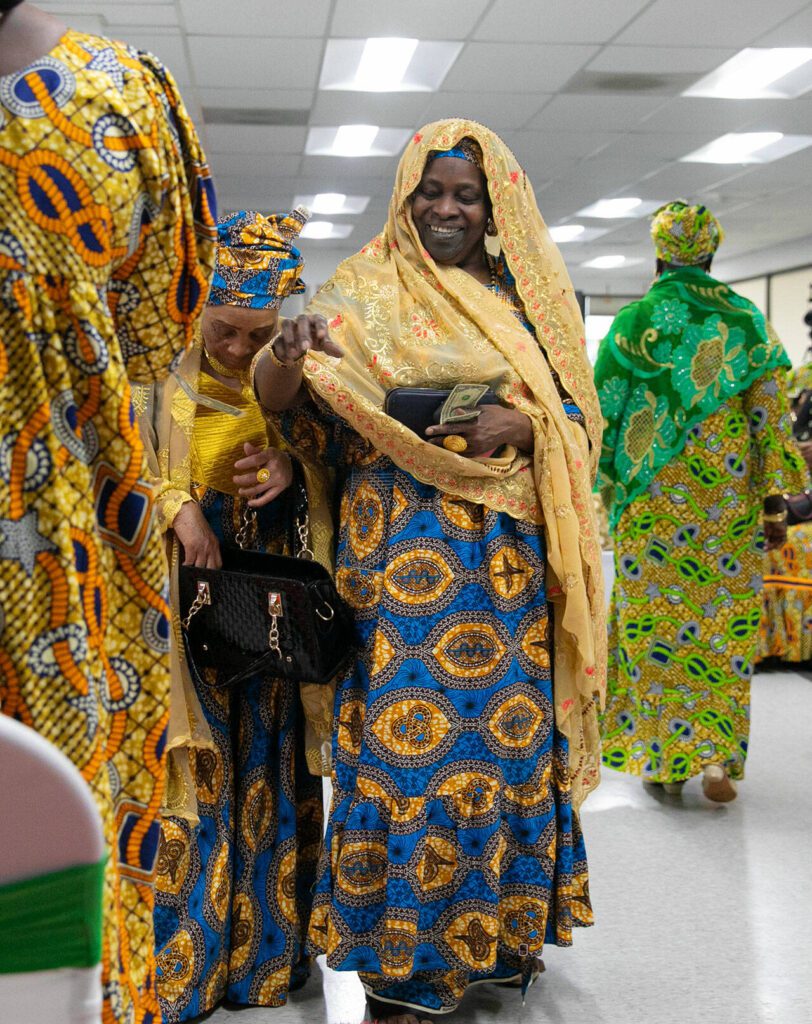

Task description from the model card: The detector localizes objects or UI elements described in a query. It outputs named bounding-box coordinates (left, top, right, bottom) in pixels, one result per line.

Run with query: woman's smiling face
left=411, top=155, right=489, bottom=269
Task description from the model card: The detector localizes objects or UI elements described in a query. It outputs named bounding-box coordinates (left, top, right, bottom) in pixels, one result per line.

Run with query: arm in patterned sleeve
left=113, top=51, right=217, bottom=383
left=743, top=366, right=809, bottom=500
left=272, top=393, right=373, bottom=472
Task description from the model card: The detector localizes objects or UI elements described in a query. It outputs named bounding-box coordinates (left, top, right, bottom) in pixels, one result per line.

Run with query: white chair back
left=0, top=716, right=105, bottom=1024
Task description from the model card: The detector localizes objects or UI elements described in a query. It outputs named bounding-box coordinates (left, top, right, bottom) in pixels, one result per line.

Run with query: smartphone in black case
left=383, top=387, right=499, bottom=439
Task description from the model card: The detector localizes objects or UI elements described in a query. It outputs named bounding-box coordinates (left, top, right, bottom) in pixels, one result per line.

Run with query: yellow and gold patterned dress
left=0, top=30, right=215, bottom=1024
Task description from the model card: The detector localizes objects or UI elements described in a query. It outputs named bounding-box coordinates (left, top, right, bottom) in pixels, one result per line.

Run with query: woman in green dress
left=596, top=201, right=806, bottom=802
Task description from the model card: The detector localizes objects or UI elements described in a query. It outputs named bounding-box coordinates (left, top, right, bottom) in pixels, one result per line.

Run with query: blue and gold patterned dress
left=152, top=372, right=322, bottom=1021
left=280, top=264, right=593, bottom=1015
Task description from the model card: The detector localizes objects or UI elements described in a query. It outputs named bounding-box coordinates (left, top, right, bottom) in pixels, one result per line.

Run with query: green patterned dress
left=596, top=267, right=805, bottom=783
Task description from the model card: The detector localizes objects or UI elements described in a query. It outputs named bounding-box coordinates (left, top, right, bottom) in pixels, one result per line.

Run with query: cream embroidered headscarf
left=300, top=119, right=606, bottom=807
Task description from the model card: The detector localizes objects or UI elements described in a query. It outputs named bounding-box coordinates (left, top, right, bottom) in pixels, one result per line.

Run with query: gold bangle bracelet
left=249, top=336, right=303, bottom=393
left=268, top=340, right=304, bottom=370
left=763, top=511, right=788, bottom=523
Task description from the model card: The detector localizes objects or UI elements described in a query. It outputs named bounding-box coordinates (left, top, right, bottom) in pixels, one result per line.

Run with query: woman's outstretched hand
left=173, top=501, right=222, bottom=569
left=425, top=405, right=534, bottom=456
left=233, top=443, right=294, bottom=507
left=271, top=314, right=343, bottom=364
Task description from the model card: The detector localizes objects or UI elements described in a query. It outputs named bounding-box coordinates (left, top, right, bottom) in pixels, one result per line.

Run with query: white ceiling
left=39, top=0, right=812, bottom=295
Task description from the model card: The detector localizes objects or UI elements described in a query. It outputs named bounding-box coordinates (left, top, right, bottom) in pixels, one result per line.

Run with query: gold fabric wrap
left=136, top=332, right=335, bottom=822
left=298, top=119, right=606, bottom=807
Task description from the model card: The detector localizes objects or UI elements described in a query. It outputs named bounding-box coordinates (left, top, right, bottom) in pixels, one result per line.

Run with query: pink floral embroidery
left=510, top=170, right=520, bottom=184
left=329, top=314, right=343, bottom=329
left=413, top=132, right=423, bottom=143
left=561, top=698, right=574, bottom=711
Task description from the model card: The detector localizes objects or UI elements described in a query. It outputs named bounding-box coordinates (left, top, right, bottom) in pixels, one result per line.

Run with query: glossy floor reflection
left=206, top=668, right=812, bottom=1024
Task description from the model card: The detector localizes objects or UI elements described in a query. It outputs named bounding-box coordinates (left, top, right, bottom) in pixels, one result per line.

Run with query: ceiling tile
left=210, top=153, right=301, bottom=178
left=598, top=132, right=725, bottom=162
left=299, top=155, right=402, bottom=180
left=526, top=94, right=666, bottom=132
left=634, top=162, right=749, bottom=197
left=742, top=98, right=812, bottom=134
left=39, top=3, right=180, bottom=27
left=178, top=0, right=331, bottom=37
left=309, top=92, right=434, bottom=127
left=111, top=30, right=192, bottom=83
left=757, top=4, right=812, bottom=44
left=187, top=36, right=322, bottom=89
left=503, top=131, right=620, bottom=163
left=588, top=46, right=737, bottom=74
left=635, top=97, right=771, bottom=134
left=614, top=0, right=810, bottom=47
left=205, top=126, right=307, bottom=154
left=196, top=88, right=314, bottom=112
left=419, top=91, right=551, bottom=130
left=474, top=0, right=649, bottom=43
left=443, top=43, right=598, bottom=92
left=329, top=0, right=490, bottom=39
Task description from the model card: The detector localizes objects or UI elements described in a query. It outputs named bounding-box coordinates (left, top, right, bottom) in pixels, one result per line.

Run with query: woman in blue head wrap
left=138, top=209, right=335, bottom=1021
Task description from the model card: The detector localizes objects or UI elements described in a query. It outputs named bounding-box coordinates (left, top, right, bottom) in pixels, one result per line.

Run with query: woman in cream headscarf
left=137, top=210, right=333, bottom=1021
left=253, top=121, right=605, bottom=1023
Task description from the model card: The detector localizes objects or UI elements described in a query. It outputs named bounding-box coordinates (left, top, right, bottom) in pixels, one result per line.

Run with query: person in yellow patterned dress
left=596, top=201, right=806, bottom=804
left=0, top=4, right=216, bottom=1022
left=253, top=121, right=606, bottom=1024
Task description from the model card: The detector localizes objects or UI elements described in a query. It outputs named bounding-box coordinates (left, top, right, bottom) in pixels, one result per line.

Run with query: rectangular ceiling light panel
left=684, top=48, right=812, bottom=99
left=306, top=125, right=412, bottom=156
left=680, top=132, right=812, bottom=163
left=294, top=193, right=371, bottom=215
left=576, top=197, right=662, bottom=219
left=300, top=221, right=355, bottom=240
left=320, top=38, right=463, bottom=92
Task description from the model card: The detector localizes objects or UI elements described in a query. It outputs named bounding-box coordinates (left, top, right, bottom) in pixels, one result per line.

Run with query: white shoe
left=702, top=764, right=737, bottom=803
left=663, top=781, right=686, bottom=795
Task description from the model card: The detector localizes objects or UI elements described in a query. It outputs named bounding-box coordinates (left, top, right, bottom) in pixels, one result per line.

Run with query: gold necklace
left=203, top=348, right=251, bottom=386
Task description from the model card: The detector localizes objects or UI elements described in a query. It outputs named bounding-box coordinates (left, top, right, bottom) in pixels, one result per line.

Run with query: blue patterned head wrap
left=209, top=207, right=309, bottom=309
left=427, top=136, right=483, bottom=170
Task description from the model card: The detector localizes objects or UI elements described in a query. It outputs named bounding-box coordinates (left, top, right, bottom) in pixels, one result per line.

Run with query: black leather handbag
left=179, top=473, right=355, bottom=688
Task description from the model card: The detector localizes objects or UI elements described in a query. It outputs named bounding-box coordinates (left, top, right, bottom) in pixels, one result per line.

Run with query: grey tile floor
left=208, top=668, right=812, bottom=1024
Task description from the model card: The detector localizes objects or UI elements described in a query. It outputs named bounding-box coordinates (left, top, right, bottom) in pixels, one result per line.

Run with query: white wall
left=770, top=267, right=812, bottom=367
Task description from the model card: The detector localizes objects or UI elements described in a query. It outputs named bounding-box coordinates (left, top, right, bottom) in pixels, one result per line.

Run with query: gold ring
left=442, top=434, right=468, bottom=453
left=256, top=467, right=271, bottom=484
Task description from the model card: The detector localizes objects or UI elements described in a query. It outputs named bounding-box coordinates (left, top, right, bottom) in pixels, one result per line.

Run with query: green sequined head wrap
left=650, top=200, right=724, bottom=267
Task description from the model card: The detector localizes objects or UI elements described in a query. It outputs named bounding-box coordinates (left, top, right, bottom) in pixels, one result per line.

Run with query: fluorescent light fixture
left=550, top=224, right=586, bottom=243
left=320, top=38, right=463, bottom=92
left=685, top=48, right=812, bottom=99
left=354, top=37, right=418, bottom=91
left=306, top=126, right=412, bottom=157
left=311, top=192, right=347, bottom=214
left=581, top=255, right=642, bottom=269
left=680, top=132, right=812, bottom=164
left=576, top=197, right=664, bottom=219
left=300, top=221, right=354, bottom=240
left=333, top=124, right=378, bottom=156
left=294, top=193, right=370, bottom=215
